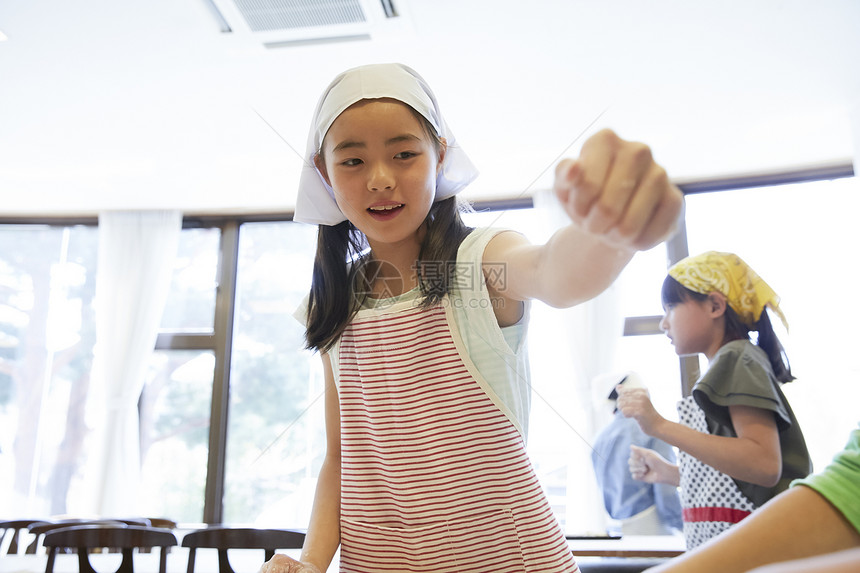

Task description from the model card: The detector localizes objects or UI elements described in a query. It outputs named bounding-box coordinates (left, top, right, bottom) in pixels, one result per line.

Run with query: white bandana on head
left=294, top=63, right=479, bottom=226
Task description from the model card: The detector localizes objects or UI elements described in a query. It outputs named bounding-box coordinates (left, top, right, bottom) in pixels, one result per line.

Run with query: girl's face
left=316, top=98, right=445, bottom=250
left=659, top=295, right=723, bottom=358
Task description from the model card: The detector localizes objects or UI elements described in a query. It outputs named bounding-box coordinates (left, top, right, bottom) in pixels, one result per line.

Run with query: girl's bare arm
left=299, top=353, right=342, bottom=569
left=261, top=353, right=341, bottom=573
left=618, top=387, right=782, bottom=487
left=646, top=486, right=860, bottom=573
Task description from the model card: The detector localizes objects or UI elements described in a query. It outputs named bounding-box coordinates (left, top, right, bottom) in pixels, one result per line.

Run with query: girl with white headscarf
left=261, top=62, right=683, bottom=573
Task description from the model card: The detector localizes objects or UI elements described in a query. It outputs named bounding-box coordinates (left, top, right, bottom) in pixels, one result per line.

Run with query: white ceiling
left=1, top=0, right=858, bottom=216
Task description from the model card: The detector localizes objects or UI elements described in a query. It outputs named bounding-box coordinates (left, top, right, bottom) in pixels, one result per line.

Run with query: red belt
left=683, top=507, right=751, bottom=523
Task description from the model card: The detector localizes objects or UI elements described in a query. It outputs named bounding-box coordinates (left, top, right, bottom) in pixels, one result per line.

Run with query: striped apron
left=336, top=300, right=579, bottom=573
left=677, top=395, right=755, bottom=549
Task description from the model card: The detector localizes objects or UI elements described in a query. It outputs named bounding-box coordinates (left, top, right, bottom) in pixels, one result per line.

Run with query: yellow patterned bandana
left=668, top=251, right=788, bottom=331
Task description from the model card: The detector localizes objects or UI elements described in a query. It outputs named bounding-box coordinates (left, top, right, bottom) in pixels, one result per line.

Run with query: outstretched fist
left=554, top=129, right=684, bottom=251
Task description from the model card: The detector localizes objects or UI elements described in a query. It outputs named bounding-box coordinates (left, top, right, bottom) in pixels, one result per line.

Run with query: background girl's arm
left=618, top=388, right=782, bottom=487
left=261, top=353, right=341, bottom=573
left=483, top=129, right=684, bottom=309
left=747, top=549, right=860, bottom=573
left=644, top=486, right=860, bottom=573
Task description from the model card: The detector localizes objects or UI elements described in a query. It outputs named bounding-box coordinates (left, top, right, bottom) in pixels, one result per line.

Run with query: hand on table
left=259, top=554, right=321, bottom=573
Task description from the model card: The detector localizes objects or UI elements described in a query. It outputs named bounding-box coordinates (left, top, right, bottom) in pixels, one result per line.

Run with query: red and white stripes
left=336, top=303, right=578, bottom=572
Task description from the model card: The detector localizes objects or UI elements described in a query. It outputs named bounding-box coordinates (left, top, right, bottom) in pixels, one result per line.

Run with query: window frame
left=623, top=159, right=854, bottom=397
left=1, top=159, right=853, bottom=523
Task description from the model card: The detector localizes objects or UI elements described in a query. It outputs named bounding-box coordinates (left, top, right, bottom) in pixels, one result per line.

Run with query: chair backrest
left=43, top=524, right=178, bottom=573
left=135, top=518, right=177, bottom=553
left=181, top=527, right=306, bottom=573
left=29, top=519, right=146, bottom=554
left=0, top=519, right=44, bottom=554
left=146, top=518, right=177, bottom=530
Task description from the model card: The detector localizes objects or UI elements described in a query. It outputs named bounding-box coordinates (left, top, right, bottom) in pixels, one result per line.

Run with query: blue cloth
left=591, top=411, right=683, bottom=531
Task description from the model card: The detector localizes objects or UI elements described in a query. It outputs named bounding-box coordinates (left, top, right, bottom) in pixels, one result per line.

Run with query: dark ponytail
left=754, top=309, right=794, bottom=383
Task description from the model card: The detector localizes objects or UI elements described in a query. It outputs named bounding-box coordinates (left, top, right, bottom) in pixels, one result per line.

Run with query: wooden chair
left=42, top=524, right=177, bottom=573
left=181, top=526, right=306, bottom=573
left=145, top=518, right=177, bottom=530
left=0, top=519, right=44, bottom=554
left=28, top=519, right=149, bottom=555
left=136, top=518, right=177, bottom=553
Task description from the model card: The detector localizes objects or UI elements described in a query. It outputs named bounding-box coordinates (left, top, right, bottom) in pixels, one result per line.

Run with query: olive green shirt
left=693, top=339, right=813, bottom=507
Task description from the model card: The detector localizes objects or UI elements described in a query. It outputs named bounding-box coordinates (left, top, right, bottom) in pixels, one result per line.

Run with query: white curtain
left=81, top=210, right=182, bottom=516
left=530, top=189, right=624, bottom=534
left=853, top=95, right=860, bottom=177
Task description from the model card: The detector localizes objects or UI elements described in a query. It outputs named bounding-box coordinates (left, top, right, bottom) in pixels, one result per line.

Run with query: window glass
left=223, top=221, right=321, bottom=526
left=159, top=228, right=220, bottom=333
left=7, top=175, right=850, bottom=527
left=138, top=349, right=213, bottom=523
left=0, top=224, right=99, bottom=516
left=684, top=177, right=860, bottom=471
left=616, top=245, right=671, bottom=318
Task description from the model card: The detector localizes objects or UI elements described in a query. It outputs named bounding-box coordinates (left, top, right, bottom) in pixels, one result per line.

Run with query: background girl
left=617, top=251, right=812, bottom=549
left=261, top=62, right=684, bottom=573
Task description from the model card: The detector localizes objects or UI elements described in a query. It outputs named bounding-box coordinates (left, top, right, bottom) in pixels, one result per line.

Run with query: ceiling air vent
left=234, top=0, right=367, bottom=33
left=206, top=0, right=411, bottom=48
